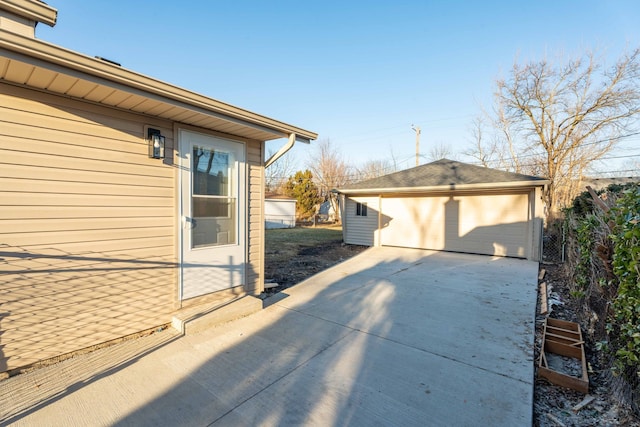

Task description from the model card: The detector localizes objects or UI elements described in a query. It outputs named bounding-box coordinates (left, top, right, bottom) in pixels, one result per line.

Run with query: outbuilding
left=0, top=1, right=316, bottom=373
left=265, top=195, right=296, bottom=229
left=337, top=159, right=548, bottom=261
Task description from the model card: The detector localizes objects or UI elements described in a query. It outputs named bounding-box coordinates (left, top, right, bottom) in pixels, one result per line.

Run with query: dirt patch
left=534, top=263, right=640, bottom=426
left=264, top=225, right=368, bottom=292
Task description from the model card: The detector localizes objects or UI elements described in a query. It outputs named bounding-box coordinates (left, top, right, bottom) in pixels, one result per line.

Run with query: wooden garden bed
left=538, top=317, right=589, bottom=393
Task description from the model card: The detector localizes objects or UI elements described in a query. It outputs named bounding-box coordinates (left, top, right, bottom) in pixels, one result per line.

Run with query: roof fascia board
left=0, top=29, right=317, bottom=141
left=337, top=179, right=550, bottom=195
left=0, top=0, right=57, bottom=26
left=0, top=46, right=290, bottom=140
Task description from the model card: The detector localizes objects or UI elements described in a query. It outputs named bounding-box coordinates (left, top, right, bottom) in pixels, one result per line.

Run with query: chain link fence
left=542, top=219, right=566, bottom=263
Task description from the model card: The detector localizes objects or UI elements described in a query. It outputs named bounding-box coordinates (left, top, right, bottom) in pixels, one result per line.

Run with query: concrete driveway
left=1, top=247, right=539, bottom=426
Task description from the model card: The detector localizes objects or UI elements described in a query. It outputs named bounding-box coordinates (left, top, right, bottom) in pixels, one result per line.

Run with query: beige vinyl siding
left=343, top=196, right=379, bottom=246
left=0, top=84, right=176, bottom=371
left=380, top=192, right=530, bottom=258
left=246, top=141, right=263, bottom=294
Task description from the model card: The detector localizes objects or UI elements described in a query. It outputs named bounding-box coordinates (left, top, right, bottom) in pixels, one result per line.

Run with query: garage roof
left=338, top=159, right=549, bottom=194
left=0, top=2, right=317, bottom=143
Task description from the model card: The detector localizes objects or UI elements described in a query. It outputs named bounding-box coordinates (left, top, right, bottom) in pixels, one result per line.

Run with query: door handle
left=182, top=216, right=195, bottom=229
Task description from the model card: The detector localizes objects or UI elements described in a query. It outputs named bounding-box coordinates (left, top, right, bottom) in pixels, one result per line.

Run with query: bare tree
left=389, top=146, right=401, bottom=172
left=466, top=116, right=497, bottom=168
left=466, top=113, right=515, bottom=171
left=306, top=139, right=350, bottom=223
left=356, top=159, right=394, bottom=181
left=427, top=141, right=455, bottom=162
left=480, top=49, right=640, bottom=214
left=265, top=149, right=295, bottom=194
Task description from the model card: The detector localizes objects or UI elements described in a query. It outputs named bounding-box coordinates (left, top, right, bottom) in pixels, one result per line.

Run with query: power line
left=464, top=131, right=640, bottom=166
left=268, top=131, right=640, bottom=185
left=589, top=169, right=640, bottom=176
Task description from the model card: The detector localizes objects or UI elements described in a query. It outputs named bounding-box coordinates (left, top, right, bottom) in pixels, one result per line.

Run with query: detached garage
left=337, top=159, right=548, bottom=261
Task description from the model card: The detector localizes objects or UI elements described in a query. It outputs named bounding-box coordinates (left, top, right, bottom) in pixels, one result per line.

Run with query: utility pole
left=411, top=125, right=421, bottom=167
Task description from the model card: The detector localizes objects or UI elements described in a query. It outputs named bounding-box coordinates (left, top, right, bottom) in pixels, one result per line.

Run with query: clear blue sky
left=38, top=0, right=640, bottom=175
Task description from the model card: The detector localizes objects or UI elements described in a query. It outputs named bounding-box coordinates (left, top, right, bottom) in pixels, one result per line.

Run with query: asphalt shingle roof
left=340, top=159, right=547, bottom=191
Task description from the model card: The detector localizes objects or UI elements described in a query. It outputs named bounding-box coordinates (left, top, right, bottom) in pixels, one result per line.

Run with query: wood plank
left=547, top=318, right=581, bottom=330
left=545, top=331, right=582, bottom=343
left=546, top=412, right=567, bottom=427
left=538, top=268, right=546, bottom=281
left=573, top=395, right=596, bottom=412
left=545, top=340, right=583, bottom=359
left=546, top=325, right=581, bottom=338
left=538, top=366, right=589, bottom=394
left=538, top=317, right=589, bottom=393
left=540, top=281, right=548, bottom=314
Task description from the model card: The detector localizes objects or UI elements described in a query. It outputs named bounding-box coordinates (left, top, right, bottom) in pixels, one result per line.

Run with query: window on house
left=356, top=202, right=368, bottom=217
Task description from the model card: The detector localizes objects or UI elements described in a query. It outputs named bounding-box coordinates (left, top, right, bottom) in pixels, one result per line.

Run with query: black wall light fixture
left=147, top=128, right=165, bottom=159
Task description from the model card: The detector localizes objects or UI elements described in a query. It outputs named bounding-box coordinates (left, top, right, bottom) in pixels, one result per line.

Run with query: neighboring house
left=336, top=159, right=548, bottom=261
left=580, top=176, right=640, bottom=191
left=317, top=200, right=337, bottom=222
left=0, top=1, right=316, bottom=374
left=265, top=195, right=296, bottom=229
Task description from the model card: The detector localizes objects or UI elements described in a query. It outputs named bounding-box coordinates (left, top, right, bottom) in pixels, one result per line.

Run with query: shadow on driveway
left=4, top=247, right=539, bottom=426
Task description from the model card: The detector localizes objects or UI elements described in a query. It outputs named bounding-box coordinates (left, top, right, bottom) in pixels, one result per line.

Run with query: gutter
left=335, top=179, right=550, bottom=195
left=0, top=29, right=317, bottom=141
left=265, top=132, right=311, bottom=168
left=0, top=0, right=57, bottom=27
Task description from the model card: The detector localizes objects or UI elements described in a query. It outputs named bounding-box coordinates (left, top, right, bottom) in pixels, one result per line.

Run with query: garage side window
left=356, top=202, right=368, bottom=217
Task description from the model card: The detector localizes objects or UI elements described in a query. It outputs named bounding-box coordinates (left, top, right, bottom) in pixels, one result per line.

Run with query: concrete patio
left=0, top=247, right=539, bottom=426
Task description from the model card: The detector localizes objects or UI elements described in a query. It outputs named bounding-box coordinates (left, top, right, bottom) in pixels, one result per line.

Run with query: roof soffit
left=0, top=28, right=317, bottom=142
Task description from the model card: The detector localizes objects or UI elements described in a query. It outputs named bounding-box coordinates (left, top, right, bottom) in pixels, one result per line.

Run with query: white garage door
left=380, top=193, right=530, bottom=258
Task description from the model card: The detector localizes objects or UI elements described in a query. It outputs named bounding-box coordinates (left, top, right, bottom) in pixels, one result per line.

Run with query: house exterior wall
left=0, top=83, right=265, bottom=372
left=342, top=196, right=379, bottom=246
left=264, top=199, right=296, bottom=229
left=246, top=140, right=263, bottom=295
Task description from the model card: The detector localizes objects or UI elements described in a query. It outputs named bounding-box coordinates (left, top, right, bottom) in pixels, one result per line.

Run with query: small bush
left=608, top=186, right=640, bottom=376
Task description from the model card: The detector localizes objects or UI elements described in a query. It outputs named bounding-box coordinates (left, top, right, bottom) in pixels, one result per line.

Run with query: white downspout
left=265, top=133, right=296, bottom=168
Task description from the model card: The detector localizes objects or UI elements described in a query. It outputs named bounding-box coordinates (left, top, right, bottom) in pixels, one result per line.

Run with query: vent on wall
left=95, top=56, right=121, bottom=67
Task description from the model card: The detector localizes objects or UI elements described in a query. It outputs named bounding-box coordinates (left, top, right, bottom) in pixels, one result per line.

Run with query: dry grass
left=265, top=224, right=343, bottom=263
left=264, top=224, right=367, bottom=290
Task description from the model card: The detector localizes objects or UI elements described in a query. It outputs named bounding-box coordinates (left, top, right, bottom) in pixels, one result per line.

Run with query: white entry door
left=179, top=130, right=246, bottom=300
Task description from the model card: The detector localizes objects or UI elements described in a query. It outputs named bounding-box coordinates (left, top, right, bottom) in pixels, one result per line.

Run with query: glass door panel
left=191, top=146, right=237, bottom=248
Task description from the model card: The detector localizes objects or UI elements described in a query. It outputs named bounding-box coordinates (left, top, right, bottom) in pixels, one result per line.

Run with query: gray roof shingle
left=339, top=159, right=547, bottom=192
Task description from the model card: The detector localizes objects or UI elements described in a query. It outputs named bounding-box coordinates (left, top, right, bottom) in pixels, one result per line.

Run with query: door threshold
left=171, top=295, right=262, bottom=335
